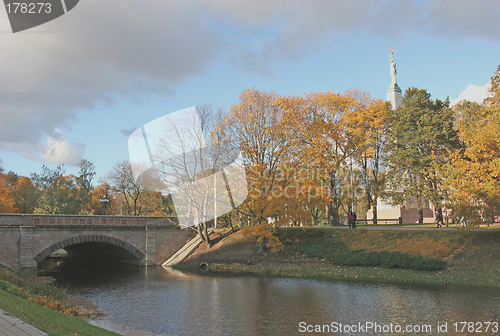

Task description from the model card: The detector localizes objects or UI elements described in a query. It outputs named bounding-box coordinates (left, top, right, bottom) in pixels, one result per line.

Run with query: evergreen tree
left=384, top=87, right=459, bottom=223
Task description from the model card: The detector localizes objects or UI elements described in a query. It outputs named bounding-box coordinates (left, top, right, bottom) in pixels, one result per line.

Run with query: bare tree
left=128, top=105, right=246, bottom=247
left=105, top=160, right=165, bottom=216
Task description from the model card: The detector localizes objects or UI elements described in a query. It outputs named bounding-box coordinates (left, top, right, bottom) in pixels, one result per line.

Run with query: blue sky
left=1, top=0, right=499, bottom=182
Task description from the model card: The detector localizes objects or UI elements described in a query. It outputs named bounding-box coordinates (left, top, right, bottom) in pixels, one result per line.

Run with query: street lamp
left=120, top=165, right=125, bottom=216
left=99, top=195, right=109, bottom=215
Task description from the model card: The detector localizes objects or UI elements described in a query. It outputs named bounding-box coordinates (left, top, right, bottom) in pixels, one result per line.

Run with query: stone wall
left=0, top=215, right=187, bottom=269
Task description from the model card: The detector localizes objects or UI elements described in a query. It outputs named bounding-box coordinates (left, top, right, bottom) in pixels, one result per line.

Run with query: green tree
left=383, top=88, right=459, bottom=223
left=76, top=159, right=96, bottom=214
left=31, top=165, right=81, bottom=214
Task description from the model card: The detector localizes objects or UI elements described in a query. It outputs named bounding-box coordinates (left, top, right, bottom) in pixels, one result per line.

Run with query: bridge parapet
left=0, top=214, right=179, bottom=227
left=0, top=214, right=188, bottom=269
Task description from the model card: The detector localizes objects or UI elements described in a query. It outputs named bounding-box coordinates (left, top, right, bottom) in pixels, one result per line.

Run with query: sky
left=1, top=0, right=499, bottom=183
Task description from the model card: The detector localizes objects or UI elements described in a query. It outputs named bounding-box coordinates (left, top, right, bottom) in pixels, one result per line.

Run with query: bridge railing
left=0, top=214, right=179, bottom=226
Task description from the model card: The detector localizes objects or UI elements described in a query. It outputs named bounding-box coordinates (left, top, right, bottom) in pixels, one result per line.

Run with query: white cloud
left=5, top=130, right=85, bottom=166
left=1, top=0, right=499, bottom=163
left=450, top=82, right=492, bottom=106
left=0, top=0, right=223, bottom=162
left=39, top=130, right=85, bottom=165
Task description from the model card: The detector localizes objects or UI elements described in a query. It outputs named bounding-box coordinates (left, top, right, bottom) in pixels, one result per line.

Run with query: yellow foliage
left=240, top=222, right=283, bottom=252
left=0, top=174, right=16, bottom=213
left=445, top=66, right=500, bottom=221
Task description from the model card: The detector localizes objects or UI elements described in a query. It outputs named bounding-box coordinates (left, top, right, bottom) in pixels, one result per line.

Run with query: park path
left=0, top=309, right=47, bottom=336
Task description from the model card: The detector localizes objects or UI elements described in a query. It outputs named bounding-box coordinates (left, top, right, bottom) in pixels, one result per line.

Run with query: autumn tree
left=0, top=159, right=16, bottom=213
left=445, top=65, right=500, bottom=222
left=11, top=176, right=37, bottom=213
left=384, top=88, right=459, bottom=223
left=349, top=92, right=389, bottom=224
left=216, top=89, right=305, bottom=251
left=300, top=91, right=379, bottom=225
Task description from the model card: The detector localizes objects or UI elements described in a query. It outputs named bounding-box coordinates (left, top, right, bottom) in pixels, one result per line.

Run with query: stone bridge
left=0, top=214, right=190, bottom=269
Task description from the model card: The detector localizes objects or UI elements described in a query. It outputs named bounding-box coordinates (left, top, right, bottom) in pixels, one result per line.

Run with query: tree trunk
left=328, top=171, right=340, bottom=226
left=258, top=237, right=268, bottom=254
left=202, top=222, right=211, bottom=247
left=372, top=195, right=378, bottom=225
left=329, top=204, right=340, bottom=226
left=325, top=204, right=330, bottom=225
left=417, top=198, right=424, bottom=224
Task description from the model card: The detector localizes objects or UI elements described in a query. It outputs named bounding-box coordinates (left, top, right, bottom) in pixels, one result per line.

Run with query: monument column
left=387, top=48, right=402, bottom=109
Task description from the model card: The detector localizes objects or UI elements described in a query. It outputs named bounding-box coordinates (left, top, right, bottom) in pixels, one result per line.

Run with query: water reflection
left=38, top=258, right=500, bottom=336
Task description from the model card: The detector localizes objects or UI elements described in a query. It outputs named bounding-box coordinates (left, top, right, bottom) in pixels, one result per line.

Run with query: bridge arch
left=34, top=235, right=145, bottom=264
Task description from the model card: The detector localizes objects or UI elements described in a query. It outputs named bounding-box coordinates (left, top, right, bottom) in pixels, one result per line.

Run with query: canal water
left=39, top=258, right=500, bottom=336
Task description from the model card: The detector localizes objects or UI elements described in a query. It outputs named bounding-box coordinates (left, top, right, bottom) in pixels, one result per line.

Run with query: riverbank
left=179, top=227, right=500, bottom=287
left=0, top=266, right=120, bottom=336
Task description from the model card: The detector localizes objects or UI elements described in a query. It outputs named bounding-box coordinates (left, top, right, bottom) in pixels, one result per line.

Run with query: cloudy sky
left=1, top=0, right=499, bottom=180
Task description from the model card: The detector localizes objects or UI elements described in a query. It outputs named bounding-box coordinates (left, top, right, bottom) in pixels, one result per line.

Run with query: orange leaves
left=221, top=88, right=390, bottom=228
left=240, top=222, right=283, bottom=252
left=446, top=68, right=500, bottom=221
left=0, top=173, right=16, bottom=213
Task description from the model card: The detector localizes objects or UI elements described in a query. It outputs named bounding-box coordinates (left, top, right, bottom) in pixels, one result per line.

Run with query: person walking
left=348, top=211, right=354, bottom=229
left=435, top=211, right=443, bottom=228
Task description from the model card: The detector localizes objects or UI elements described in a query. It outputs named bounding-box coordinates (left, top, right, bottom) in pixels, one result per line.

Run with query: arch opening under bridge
left=34, top=235, right=146, bottom=266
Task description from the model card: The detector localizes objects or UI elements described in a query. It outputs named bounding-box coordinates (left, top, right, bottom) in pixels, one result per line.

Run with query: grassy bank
left=0, top=289, right=120, bottom=336
left=0, top=266, right=119, bottom=336
left=181, top=228, right=500, bottom=287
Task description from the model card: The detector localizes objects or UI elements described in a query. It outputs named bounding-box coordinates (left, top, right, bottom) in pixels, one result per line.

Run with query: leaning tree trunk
left=258, top=237, right=268, bottom=254
left=328, top=171, right=341, bottom=226
left=202, top=222, right=211, bottom=247
left=417, top=197, right=424, bottom=224
left=195, top=209, right=211, bottom=248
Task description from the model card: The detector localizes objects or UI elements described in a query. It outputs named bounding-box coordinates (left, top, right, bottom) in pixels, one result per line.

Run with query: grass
left=206, top=228, right=500, bottom=287
left=0, top=266, right=119, bottom=335
left=0, top=288, right=119, bottom=336
left=0, top=267, right=68, bottom=300
left=339, top=229, right=469, bottom=258
left=295, top=237, right=446, bottom=271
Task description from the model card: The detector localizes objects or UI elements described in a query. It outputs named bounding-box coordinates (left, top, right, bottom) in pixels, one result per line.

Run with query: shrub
left=295, top=238, right=446, bottom=271
left=0, top=267, right=76, bottom=316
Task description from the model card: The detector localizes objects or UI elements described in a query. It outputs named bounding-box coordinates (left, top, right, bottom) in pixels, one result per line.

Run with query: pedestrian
left=435, top=211, right=445, bottom=227
left=352, top=211, right=357, bottom=229
left=348, top=211, right=354, bottom=228
left=437, top=212, right=444, bottom=227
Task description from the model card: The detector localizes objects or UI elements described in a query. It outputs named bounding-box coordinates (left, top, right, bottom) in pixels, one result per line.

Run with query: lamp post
left=120, top=165, right=125, bottom=216
left=99, top=195, right=109, bottom=215
left=214, top=173, right=217, bottom=228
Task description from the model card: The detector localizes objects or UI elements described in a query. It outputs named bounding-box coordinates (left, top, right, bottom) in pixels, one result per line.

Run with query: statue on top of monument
left=388, top=48, right=398, bottom=86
